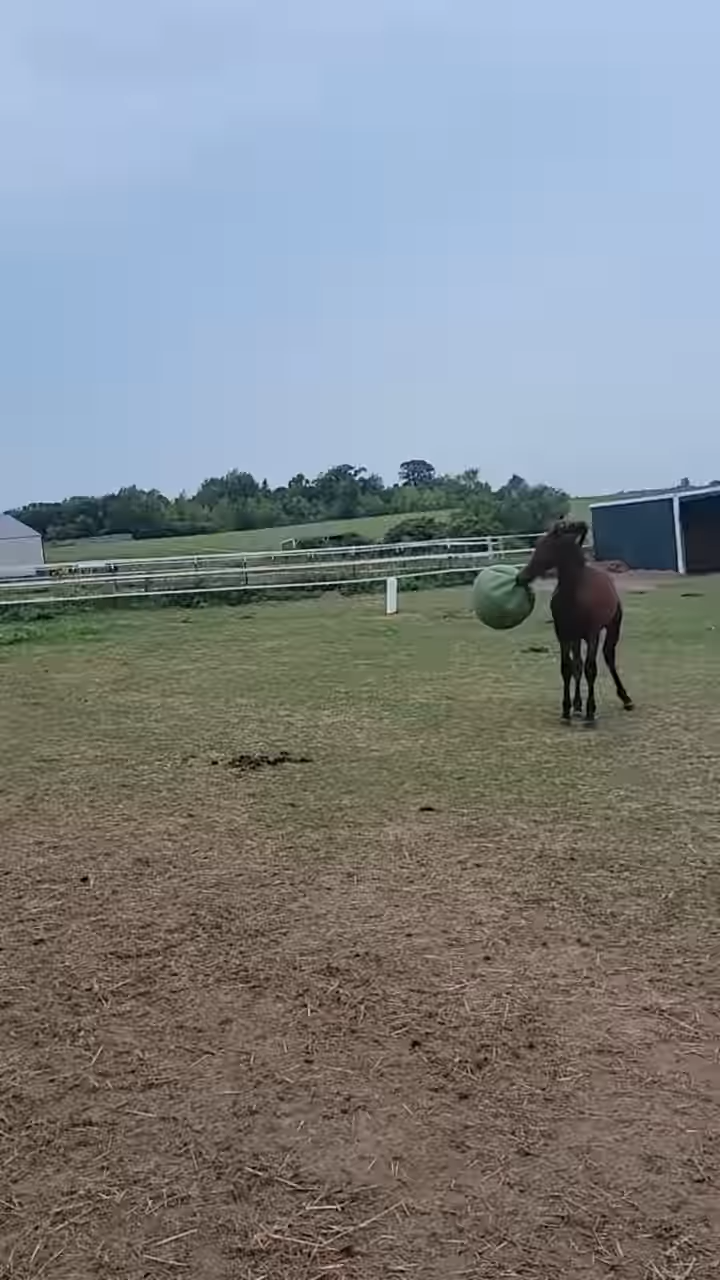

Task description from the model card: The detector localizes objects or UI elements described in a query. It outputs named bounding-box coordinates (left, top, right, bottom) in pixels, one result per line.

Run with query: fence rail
left=0, top=534, right=539, bottom=609
left=54, top=535, right=496, bottom=571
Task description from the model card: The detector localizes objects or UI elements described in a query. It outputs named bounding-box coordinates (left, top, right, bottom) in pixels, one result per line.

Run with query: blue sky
left=1, top=0, right=719, bottom=508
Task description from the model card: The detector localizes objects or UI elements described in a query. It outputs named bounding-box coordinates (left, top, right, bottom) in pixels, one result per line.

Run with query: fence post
left=385, top=576, right=398, bottom=615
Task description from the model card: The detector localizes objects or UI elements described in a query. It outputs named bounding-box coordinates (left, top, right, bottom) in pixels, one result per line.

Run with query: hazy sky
left=1, top=1, right=719, bottom=508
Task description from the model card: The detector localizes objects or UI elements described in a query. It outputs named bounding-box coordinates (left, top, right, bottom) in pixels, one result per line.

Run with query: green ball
left=472, top=562, right=535, bottom=630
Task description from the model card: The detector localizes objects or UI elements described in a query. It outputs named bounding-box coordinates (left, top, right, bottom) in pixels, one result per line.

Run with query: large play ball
left=472, top=562, right=535, bottom=630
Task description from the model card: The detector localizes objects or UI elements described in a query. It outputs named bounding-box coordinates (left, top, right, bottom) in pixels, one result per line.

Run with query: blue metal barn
left=590, top=488, right=720, bottom=574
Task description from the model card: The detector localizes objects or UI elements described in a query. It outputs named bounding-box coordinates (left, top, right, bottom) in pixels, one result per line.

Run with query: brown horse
left=517, top=520, right=634, bottom=724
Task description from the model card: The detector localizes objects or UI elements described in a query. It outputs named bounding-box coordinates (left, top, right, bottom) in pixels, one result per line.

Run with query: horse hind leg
left=572, top=642, right=583, bottom=714
left=584, top=634, right=600, bottom=723
left=560, top=641, right=574, bottom=722
left=603, top=607, right=634, bottom=710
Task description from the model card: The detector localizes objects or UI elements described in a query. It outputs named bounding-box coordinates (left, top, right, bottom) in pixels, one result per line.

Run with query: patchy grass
left=2, top=579, right=720, bottom=1278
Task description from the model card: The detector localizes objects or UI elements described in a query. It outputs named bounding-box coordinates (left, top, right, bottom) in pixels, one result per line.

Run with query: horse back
left=581, top=564, right=620, bottom=626
left=552, top=564, right=620, bottom=637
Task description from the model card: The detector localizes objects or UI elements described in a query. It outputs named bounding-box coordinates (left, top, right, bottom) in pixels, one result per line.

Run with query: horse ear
left=574, top=521, right=588, bottom=545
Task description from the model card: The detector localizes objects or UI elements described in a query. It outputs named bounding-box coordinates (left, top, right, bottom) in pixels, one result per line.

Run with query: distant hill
left=44, top=511, right=452, bottom=563
left=42, top=487, right=719, bottom=563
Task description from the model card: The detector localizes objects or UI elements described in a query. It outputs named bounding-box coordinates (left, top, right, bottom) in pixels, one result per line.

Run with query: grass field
left=569, top=494, right=607, bottom=524
left=2, top=579, right=719, bottom=1278
left=45, top=497, right=612, bottom=563
left=45, top=511, right=453, bottom=563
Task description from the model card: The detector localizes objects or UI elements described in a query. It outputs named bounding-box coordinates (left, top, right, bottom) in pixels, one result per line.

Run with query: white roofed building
left=0, top=514, right=45, bottom=574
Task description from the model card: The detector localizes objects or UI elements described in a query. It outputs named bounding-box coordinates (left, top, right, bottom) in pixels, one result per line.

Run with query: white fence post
left=385, top=576, right=398, bottom=615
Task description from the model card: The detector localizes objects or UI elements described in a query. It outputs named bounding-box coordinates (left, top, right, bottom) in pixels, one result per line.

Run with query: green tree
left=399, top=459, right=436, bottom=487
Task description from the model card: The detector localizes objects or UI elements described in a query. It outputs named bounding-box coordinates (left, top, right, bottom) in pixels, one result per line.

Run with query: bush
left=294, top=533, right=371, bottom=550
left=445, top=501, right=503, bottom=539
left=383, top=515, right=447, bottom=544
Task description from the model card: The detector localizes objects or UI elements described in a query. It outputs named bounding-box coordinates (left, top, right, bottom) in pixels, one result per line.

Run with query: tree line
left=10, top=461, right=570, bottom=544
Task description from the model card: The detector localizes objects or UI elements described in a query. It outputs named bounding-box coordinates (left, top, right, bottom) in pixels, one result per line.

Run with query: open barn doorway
left=680, top=493, right=720, bottom=573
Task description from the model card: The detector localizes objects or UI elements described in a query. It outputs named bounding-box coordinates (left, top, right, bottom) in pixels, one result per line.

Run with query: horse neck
left=555, top=549, right=586, bottom=594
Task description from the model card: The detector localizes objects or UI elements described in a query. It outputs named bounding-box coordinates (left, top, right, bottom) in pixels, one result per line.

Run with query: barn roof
left=590, top=486, right=720, bottom=510
left=0, top=513, right=41, bottom=540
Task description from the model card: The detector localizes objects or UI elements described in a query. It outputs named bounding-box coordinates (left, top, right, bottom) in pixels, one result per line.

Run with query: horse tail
left=604, top=602, right=623, bottom=653
left=603, top=603, right=634, bottom=710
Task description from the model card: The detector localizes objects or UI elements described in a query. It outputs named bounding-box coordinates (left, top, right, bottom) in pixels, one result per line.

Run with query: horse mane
left=547, top=520, right=588, bottom=578
left=549, top=519, right=588, bottom=545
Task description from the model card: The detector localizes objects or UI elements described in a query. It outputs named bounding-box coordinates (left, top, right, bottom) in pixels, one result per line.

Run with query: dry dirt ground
left=1, top=583, right=720, bottom=1279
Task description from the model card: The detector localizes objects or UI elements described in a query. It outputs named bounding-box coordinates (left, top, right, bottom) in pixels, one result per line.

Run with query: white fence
left=0, top=534, right=538, bottom=609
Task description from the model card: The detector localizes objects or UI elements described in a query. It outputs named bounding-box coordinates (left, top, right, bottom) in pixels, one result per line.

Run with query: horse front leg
left=560, top=640, right=574, bottom=722
left=584, top=634, right=600, bottom=724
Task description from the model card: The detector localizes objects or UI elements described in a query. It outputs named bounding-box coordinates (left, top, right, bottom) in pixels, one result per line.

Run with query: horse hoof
left=561, top=714, right=572, bottom=724
left=583, top=718, right=597, bottom=729
left=623, top=701, right=634, bottom=712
